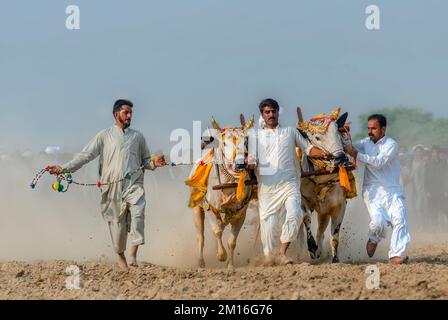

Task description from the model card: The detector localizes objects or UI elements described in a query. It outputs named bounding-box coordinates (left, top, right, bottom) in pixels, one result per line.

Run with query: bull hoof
left=198, top=259, right=205, bottom=268
left=227, top=264, right=235, bottom=271
left=307, top=238, right=318, bottom=257
left=309, top=247, right=320, bottom=260
left=332, top=256, right=340, bottom=263
left=217, top=251, right=227, bottom=262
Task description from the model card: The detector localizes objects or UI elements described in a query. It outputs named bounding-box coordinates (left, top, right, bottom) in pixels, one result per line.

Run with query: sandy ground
left=1, top=237, right=447, bottom=300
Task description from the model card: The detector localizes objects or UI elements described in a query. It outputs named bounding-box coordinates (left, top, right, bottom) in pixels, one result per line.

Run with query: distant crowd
left=399, top=145, right=448, bottom=227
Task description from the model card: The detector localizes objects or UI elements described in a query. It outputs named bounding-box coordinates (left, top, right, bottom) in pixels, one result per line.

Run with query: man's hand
left=309, top=147, right=330, bottom=159
left=344, top=145, right=358, bottom=159
left=153, top=155, right=167, bottom=168
left=245, top=155, right=257, bottom=170
left=48, top=165, right=64, bottom=175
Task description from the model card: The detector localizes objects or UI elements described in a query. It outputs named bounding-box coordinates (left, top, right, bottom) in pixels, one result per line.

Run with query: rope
left=30, top=160, right=193, bottom=193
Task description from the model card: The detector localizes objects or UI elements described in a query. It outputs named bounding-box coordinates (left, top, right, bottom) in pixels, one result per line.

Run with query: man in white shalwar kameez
left=252, top=99, right=327, bottom=264
left=345, top=114, right=411, bottom=264
left=49, top=99, right=166, bottom=270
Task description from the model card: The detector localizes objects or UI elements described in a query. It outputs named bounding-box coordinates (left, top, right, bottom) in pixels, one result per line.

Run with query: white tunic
left=355, top=135, right=403, bottom=196
left=62, top=125, right=155, bottom=222
left=255, top=125, right=312, bottom=219
left=253, top=125, right=312, bottom=257
left=355, top=135, right=411, bottom=258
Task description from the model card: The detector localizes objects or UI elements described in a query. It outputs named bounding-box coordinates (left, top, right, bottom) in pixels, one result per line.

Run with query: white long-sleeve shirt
left=62, top=125, right=155, bottom=221
left=354, top=135, right=403, bottom=196
left=254, top=125, right=312, bottom=218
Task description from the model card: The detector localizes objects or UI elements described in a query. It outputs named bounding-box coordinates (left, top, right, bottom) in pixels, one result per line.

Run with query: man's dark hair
left=259, top=98, right=280, bottom=113
left=368, top=114, right=387, bottom=127
left=113, top=99, right=133, bottom=115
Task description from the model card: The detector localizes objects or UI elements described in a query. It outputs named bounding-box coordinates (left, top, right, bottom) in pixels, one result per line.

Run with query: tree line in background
left=355, top=107, right=448, bottom=148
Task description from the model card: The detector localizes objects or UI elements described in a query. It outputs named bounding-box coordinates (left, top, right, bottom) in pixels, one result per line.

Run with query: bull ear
left=336, top=112, right=348, bottom=128
left=240, top=114, right=246, bottom=127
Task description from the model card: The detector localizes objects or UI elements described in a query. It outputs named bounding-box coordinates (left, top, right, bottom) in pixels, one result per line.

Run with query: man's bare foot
left=390, top=256, right=409, bottom=265
left=263, top=255, right=275, bottom=267
left=118, top=253, right=129, bottom=271
left=129, top=245, right=139, bottom=267
left=129, top=256, right=138, bottom=267
left=366, top=239, right=377, bottom=258
left=278, top=254, right=293, bottom=265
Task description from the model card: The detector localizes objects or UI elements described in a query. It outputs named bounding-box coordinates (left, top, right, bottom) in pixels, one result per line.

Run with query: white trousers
left=259, top=192, right=302, bottom=257
left=363, top=190, right=411, bottom=259
left=107, top=196, right=145, bottom=254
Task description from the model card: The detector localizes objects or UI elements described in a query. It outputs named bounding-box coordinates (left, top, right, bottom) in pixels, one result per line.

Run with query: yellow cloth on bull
left=337, top=167, right=357, bottom=198
left=185, top=149, right=214, bottom=208
left=296, top=147, right=302, bottom=161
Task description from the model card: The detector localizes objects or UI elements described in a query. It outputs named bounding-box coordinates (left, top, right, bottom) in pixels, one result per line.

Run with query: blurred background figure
left=424, top=145, right=448, bottom=229
left=399, top=146, right=414, bottom=207
left=411, top=145, right=428, bottom=221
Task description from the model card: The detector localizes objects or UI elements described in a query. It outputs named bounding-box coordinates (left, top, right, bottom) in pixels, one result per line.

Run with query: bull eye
left=315, top=136, right=321, bottom=141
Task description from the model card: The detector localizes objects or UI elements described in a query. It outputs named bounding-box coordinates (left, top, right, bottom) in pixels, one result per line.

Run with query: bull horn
left=211, top=116, right=221, bottom=131
left=244, top=115, right=255, bottom=131
left=240, top=114, right=246, bottom=127
left=296, top=106, right=304, bottom=123
left=330, top=107, right=341, bottom=120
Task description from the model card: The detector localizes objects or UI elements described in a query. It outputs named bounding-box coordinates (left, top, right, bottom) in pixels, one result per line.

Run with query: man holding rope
left=252, top=99, right=328, bottom=265
left=48, top=99, right=166, bottom=270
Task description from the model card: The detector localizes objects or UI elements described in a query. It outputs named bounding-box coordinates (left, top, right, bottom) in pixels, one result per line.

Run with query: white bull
left=297, top=107, right=355, bottom=263
left=187, top=115, right=257, bottom=269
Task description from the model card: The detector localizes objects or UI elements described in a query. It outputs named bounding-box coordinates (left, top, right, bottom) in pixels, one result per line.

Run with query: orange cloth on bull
left=185, top=149, right=214, bottom=208
left=339, top=166, right=351, bottom=192
left=346, top=171, right=357, bottom=199
left=236, top=170, right=247, bottom=201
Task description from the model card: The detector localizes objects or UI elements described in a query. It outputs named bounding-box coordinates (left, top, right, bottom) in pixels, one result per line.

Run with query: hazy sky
left=1, top=0, right=447, bottom=154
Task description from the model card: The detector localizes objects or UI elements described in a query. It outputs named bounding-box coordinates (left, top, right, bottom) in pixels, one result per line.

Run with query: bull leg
left=330, top=204, right=346, bottom=263
left=227, top=209, right=247, bottom=269
left=303, top=213, right=318, bottom=259
left=208, top=216, right=227, bottom=263
left=214, top=228, right=227, bottom=262
left=297, top=218, right=306, bottom=259
left=192, top=206, right=206, bottom=268
left=315, top=214, right=330, bottom=260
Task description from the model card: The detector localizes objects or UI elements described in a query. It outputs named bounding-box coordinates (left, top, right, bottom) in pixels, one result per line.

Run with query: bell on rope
left=52, top=182, right=63, bottom=192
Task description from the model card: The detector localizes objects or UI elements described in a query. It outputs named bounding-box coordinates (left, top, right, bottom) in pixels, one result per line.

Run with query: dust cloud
left=0, top=152, right=446, bottom=268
